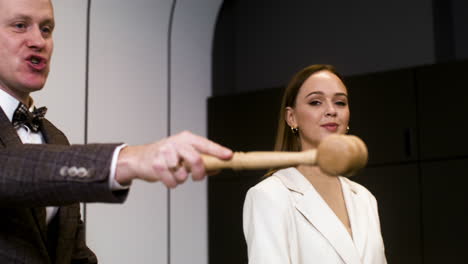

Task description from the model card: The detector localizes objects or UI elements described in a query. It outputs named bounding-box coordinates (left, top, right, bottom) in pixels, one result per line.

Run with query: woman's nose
left=324, top=103, right=337, bottom=117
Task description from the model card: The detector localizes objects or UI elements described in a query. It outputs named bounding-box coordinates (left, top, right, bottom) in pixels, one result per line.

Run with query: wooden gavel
left=202, top=134, right=368, bottom=177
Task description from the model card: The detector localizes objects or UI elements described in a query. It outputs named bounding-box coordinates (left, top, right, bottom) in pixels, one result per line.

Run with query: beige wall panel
left=86, top=1, right=172, bottom=263
left=170, top=1, right=223, bottom=263
left=35, top=0, right=87, bottom=145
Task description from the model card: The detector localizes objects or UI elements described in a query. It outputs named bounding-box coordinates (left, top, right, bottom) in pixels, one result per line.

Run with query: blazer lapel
left=276, top=168, right=362, bottom=264
left=340, top=178, right=369, bottom=259
left=0, top=106, right=22, bottom=147
left=40, top=118, right=70, bottom=145
left=0, top=107, right=50, bottom=251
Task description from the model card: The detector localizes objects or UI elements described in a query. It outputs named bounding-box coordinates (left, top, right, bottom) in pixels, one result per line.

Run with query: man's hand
left=115, top=131, right=232, bottom=188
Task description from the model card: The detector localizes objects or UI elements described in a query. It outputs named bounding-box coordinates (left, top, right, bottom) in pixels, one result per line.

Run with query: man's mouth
left=26, top=55, right=47, bottom=71
left=31, top=57, right=41, bottom=65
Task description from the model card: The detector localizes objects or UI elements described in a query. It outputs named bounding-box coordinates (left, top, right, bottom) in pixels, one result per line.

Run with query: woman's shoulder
left=340, top=177, right=377, bottom=201
left=244, top=176, right=292, bottom=215
left=245, top=168, right=296, bottom=202
left=248, top=174, right=288, bottom=196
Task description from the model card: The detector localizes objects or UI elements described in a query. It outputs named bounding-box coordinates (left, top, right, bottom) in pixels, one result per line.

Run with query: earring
left=291, top=126, right=299, bottom=134
left=346, top=126, right=350, bottom=133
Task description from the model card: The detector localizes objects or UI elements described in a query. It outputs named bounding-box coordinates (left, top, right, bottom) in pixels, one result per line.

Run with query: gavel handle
left=201, top=149, right=317, bottom=171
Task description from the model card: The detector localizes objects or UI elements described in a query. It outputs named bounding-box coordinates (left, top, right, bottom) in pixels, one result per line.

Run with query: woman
left=243, top=65, right=386, bottom=264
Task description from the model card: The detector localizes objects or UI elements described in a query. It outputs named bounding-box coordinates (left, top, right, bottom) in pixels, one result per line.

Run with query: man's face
left=0, top=0, right=54, bottom=102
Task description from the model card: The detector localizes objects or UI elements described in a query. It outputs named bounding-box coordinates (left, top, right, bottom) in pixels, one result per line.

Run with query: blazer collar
left=275, top=167, right=363, bottom=264
left=341, top=177, right=370, bottom=260
left=0, top=106, right=22, bottom=146
left=39, top=118, right=69, bottom=145
left=0, top=105, right=67, bottom=146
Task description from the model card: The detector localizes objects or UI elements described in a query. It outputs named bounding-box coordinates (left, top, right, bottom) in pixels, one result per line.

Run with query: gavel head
left=316, top=134, right=368, bottom=177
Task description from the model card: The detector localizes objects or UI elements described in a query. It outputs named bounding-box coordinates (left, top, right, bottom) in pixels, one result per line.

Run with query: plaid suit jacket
left=0, top=107, right=128, bottom=263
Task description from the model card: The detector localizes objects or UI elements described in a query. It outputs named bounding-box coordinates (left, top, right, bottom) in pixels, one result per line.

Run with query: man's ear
left=285, top=107, right=297, bottom=128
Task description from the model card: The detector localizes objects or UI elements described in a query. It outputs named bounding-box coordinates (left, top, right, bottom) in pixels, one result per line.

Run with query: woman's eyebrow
left=305, top=91, right=324, bottom=98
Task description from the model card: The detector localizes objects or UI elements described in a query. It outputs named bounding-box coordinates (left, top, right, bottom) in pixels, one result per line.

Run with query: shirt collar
left=0, top=89, right=35, bottom=122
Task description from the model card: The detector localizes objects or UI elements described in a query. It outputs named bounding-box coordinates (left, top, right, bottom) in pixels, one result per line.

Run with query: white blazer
left=243, top=167, right=387, bottom=264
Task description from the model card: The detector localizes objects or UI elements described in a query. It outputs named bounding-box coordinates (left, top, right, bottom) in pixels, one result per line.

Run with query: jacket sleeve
left=243, top=185, right=293, bottom=264
left=0, top=143, right=128, bottom=207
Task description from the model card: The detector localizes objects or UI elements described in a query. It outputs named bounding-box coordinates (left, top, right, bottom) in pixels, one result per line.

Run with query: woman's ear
left=285, top=106, right=297, bottom=128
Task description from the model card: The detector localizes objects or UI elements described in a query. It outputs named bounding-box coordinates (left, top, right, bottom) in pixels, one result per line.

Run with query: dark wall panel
left=353, top=164, right=422, bottom=264
left=208, top=171, right=260, bottom=264
left=213, top=0, right=435, bottom=96
left=420, top=158, right=468, bottom=263
left=208, top=87, right=283, bottom=264
left=207, top=87, right=283, bottom=152
left=345, top=69, right=418, bottom=166
left=416, top=61, right=468, bottom=160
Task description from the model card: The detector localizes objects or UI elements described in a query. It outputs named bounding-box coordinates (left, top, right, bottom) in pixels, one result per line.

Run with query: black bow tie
left=12, top=103, right=47, bottom=133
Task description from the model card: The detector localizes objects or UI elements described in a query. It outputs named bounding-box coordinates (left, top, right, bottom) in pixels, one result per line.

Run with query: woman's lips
left=321, top=123, right=338, bottom=132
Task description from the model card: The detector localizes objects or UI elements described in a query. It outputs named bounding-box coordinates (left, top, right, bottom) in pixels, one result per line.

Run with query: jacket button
left=60, top=166, right=68, bottom=177
left=77, top=167, right=88, bottom=178
left=68, top=166, right=78, bottom=177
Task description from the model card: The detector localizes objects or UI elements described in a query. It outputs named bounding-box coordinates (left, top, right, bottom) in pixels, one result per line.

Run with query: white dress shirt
left=0, top=89, right=127, bottom=224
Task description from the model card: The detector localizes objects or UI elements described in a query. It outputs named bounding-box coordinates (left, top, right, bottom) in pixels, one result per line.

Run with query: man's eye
left=41, top=26, right=52, bottom=34
left=14, top=22, right=27, bottom=29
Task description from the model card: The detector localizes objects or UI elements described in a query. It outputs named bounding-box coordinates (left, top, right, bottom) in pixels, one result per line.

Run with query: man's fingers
left=175, top=131, right=232, bottom=160
left=152, top=154, right=177, bottom=188
left=159, top=141, right=179, bottom=169
left=176, top=143, right=205, bottom=181
left=172, top=166, right=189, bottom=184
left=132, top=131, right=231, bottom=188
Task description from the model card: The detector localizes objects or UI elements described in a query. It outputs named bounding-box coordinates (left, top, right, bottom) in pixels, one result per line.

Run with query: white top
left=243, top=167, right=387, bottom=264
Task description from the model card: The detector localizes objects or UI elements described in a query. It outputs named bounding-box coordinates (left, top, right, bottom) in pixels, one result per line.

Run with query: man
left=0, top=0, right=232, bottom=263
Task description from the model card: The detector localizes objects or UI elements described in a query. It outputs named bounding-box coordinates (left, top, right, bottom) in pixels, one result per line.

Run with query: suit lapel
left=0, top=107, right=50, bottom=251
left=0, top=106, right=22, bottom=147
left=276, top=168, right=362, bottom=264
left=1, top=105, right=79, bottom=262
left=40, top=118, right=70, bottom=145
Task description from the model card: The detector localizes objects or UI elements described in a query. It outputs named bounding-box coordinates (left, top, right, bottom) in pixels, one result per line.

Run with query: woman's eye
left=335, top=101, right=347, bottom=106
left=309, top=100, right=321, bottom=106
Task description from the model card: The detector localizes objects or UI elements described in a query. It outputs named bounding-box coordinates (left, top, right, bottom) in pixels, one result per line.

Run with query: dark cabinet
left=353, top=164, right=422, bottom=264
left=208, top=171, right=260, bottom=264
left=416, top=61, right=468, bottom=160
left=207, top=87, right=283, bottom=153
left=420, top=158, right=468, bottom=263
left=345, top=69, right=419, bottom=166
left=208, top=88, right=283, bottom=263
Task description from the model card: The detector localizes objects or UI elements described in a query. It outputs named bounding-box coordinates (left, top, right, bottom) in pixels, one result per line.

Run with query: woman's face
left=286, top=70, right=350, bottom=150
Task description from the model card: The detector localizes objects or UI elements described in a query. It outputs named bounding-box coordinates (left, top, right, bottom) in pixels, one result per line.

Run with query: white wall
left=35, top=0, right=87, bottom=144
left=37, top=0, right=223, bottom=263
left=170, top=1, right=223, bottom=263
left=85, top=0, right=171, bottom=263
